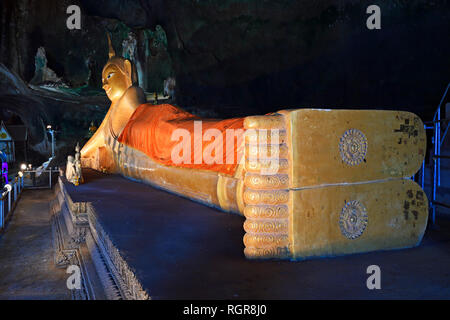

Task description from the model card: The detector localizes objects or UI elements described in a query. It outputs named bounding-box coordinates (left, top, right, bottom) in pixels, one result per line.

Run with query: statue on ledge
left=75, top=143, right=84, bottom=184
left=65, top=155, right=76, bottom=185
left=81, top=34, right=429, bottom=260
left=66, top=143, right=83, bottom=186
left=88, top=121, right=97, bottom=138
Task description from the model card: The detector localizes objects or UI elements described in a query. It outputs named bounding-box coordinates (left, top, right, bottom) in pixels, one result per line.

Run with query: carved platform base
left=51, top=177, right=148, bottom=300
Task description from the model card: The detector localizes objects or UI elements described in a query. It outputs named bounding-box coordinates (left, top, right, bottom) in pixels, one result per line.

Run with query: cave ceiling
left=0, top=0, right=449, bottom=120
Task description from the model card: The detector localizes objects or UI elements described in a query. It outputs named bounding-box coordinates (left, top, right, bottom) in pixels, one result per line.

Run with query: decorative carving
left=244, top=173, right=289, bottom=190
left=242, top=113, right=291, bottom=259
left=88, top=208, right=149, bottom=300
left=69, top=227, right=87, bottom=247
left=243, top=189, right=289, bottom=205
left=244, top=205, right=289, bottom=219
left=244, top=246, right=290, bottom=259
left=339, top=200, right=368, bottom=239
left=245, top=158, right=289, bottom=174
left=55, top=250, right=77, bottom=267
left=55, top=177, right=149, bottom=300
left=244, top=219, right=288, bottom=234
left=246, top=143, right=289, bottom=159
left=244, top=233, right=289, bottom=248
left=339, top=129, right=368, bottom=166
left=245, top=129, right=287, bottom=144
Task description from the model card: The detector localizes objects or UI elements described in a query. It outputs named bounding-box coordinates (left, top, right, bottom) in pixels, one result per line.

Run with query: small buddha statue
left=66, top=143, right=83, bottom=186
left=74, top=143, right=84, bottom=184
left=65, top=155, right=76, bottom=184
left=88, top=121, right=97, bottom=137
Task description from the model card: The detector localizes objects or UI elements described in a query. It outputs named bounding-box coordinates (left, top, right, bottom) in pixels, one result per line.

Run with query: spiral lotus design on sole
left=339, top=129, right=368, bottom=166
left=339, top=200, right=368, bottom=240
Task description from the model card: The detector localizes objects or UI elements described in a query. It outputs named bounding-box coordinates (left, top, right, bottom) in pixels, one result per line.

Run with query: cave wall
left=1, top=0, right=450, bottom=120
left=0, top=0, right=99, bottom=86
left=0, top=62, right=109, bottom=164
left=0, top=0, right=172, bottom=91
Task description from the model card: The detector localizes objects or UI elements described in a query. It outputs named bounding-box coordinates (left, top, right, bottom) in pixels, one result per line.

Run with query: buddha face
left=102, top=61, right=133, bottom=102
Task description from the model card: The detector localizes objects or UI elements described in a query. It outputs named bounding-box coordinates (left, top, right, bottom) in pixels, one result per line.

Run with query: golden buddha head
left=102, top=33, right=138, bottom=102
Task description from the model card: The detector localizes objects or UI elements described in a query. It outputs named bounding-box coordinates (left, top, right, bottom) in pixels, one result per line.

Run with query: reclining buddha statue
left=81, top=35, right=429, bottom=260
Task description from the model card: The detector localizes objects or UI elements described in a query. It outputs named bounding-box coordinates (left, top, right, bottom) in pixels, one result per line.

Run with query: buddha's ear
left=124, top=59, right=133, bottom=80
left=124, top=59, right=138, bottom=85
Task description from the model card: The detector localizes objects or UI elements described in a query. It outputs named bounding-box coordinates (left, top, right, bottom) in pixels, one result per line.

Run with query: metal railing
left=431, top=154, right=450, bottom=224
left=0, top=167, right=60, bottom=232
left=433, top=83, right=450, bottom=187
left=0, top=174, right=24, bottom=231
left=22, top=168, right=61, bottom=190
left=419, top=83, right=450, bottom=225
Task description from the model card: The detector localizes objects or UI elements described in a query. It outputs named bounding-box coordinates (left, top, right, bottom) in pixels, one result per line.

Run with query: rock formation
left=30, top=47, right=68, bottom=88
left=0, top=62, right=108, bottom=164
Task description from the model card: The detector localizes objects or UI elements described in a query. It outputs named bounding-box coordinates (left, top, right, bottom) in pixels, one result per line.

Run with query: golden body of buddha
left=81, top=35, right=429, bottom=260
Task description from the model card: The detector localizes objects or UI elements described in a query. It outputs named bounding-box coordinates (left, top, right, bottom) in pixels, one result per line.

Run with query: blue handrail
left=432, top=83, right=450, bottom=188
left=433, top=83, right=450, bottom=121
left=0, top=175, right=24, bottom=230
left=419, top=82, right=450, bottom=225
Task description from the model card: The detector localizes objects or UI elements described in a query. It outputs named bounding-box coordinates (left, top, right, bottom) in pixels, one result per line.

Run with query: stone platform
left=53, top=169, right=450, bottom=299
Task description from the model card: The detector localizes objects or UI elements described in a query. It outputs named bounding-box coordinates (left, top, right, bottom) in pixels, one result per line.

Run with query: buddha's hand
left=242, top=114, right=291, bottom=259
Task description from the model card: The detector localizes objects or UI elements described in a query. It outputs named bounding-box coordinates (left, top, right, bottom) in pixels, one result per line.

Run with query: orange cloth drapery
left=118, top=104, right=245, bottom=176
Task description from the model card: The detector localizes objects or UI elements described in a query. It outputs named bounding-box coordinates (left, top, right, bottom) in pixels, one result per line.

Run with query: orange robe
left=118, top=104, right=245, bottom=176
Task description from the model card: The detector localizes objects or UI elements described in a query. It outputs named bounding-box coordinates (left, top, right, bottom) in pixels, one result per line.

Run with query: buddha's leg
left=241, top=110, right=428, bottom=260
left=81, top=108, right=117, bottom=172
left=81, top=124, right=107, bottom=170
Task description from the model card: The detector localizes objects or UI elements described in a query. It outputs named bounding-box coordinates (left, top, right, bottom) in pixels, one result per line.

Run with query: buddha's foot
left=241, top=109, right=428, bottom=260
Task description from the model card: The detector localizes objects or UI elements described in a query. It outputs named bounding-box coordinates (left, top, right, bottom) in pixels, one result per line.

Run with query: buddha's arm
left=109, top=86, right=146, bottom=135
left=81, top=109, right=110, bottom=159
left=81, top=86, right=145, bottom=165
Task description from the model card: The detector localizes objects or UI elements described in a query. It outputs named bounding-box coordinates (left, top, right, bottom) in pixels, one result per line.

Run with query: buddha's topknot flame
left=107, top=32, right=115, bottom=59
